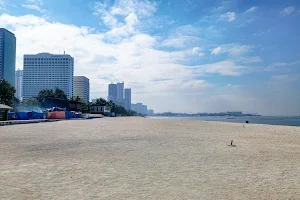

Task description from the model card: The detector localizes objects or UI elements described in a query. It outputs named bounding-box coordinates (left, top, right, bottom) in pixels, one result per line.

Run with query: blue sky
left=1, top=0, right=300, bottom=115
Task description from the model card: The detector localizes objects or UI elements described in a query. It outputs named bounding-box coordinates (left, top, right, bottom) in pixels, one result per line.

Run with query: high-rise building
left=73, top=76, right=89, bottom=102
left=131, top=103, right=147, bottom=115
left=15, top=69, right=23, bottom=100
left=124, top=88, right=131, bottom=110
left=148, top=109, right=154, bottom=116
left=108, top=83, right=117, bottom=102
left=142, top=104, right=148, bottom=115
left=0, top=28, right=16, bottom=87
left=23, top=53, right=74, bottom=99
left=116, top=82, right=124, bottom=103
left=108, top=82, right=125, bottom=106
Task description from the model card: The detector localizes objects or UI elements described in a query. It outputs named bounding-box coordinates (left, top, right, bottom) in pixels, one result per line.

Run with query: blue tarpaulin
left=31, top=112, right=45, bottom=119
left=16, top=112, right=32, bottom=120
left=65, top=111, right=74, bottom=119
left=8, top=111, right=80, bottom=120
left=8, top=112, right=15, bottom=120
left=8, top=112, right=45, bottom=120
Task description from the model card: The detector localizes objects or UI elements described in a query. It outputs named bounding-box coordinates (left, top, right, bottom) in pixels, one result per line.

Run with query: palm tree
left=37, top=88, right=68, bottom=101
left=95, top=98, right=107, bottom=106
left=70, top=96, right=84, bottom=102
left=36, top=89, right=55, bottom=101
left=53, top=88, right=68, bottom=100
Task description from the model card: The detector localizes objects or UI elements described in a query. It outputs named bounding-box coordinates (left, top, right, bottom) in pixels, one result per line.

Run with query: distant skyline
left=0, top=0, right=300, bottom=115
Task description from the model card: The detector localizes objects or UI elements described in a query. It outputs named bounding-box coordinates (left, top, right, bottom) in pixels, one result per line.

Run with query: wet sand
left=0, top=117, right=300, bottom=199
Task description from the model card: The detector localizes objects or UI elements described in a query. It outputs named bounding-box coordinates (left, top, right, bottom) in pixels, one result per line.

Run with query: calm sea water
left=149, top=116, right=300, bottom=127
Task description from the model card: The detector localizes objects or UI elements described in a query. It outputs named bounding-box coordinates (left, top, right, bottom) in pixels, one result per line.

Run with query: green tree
left=93, top=98, right=137, bottom=116
left=70, top=96, right=84, bottom=102
left=37, top=89, right=54, bottom=101
left=53, top=88, right=67, bottom=100
left=95, top=98, right=107, bottom=106
left=127, top=110, right=137, bottom=116
left=22, top=98, right=41, bottom=107
left=37, top=88, right=67, bottom=101
left=0, top=79, right=16, bottom=106
left=70, top=96, right=90, bottom=113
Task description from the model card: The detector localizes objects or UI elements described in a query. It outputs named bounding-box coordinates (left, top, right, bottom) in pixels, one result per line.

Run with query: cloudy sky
left=1, top=0, right=300, bottom=115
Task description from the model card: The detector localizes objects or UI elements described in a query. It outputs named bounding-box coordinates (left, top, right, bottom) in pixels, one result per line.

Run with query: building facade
left=0, top=28, right=16, bottom=87
left=108, top=83, right=117, bottom=102
left=108, top=82, right=125, bottom=106
left=124, top=88, right=131, bottom=110
left=116, top=82, right=124, bottom=103
left=131, top=103, right=148, bottom=115
left=141, top=104, right=148, bottom=115
left=73, top=76, right=89, bottom=102
left=15, top=69, right=23, bottom=100
left=23, top=53, right=74, bottom=99
left=148, top=109, right=154, bottom=116
left=90, top=105, right=111, bottom=115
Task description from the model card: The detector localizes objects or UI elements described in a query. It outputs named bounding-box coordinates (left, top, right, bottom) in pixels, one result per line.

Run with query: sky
left=0, top=0, right=300, bottom=116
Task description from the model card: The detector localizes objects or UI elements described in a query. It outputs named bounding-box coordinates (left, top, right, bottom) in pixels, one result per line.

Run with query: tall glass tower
left=0, top=28, right=16, bottom=87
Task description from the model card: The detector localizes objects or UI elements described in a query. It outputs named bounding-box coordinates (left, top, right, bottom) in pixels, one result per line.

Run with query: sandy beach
left=0, top=117, right=300, bottom=199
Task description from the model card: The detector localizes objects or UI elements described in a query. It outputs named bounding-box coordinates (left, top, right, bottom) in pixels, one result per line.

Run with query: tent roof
left=0, top=104, right=13, bottom=110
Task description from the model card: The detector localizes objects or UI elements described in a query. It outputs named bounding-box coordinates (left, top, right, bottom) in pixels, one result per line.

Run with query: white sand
left=0, top=117, right=300, bottom=199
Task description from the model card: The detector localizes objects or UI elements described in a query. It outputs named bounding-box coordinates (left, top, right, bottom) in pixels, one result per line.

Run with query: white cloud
left=103, top=12, right=140, bottom=41
left=211, top=43, right=254, bottom=56
left=125, top=13, right=139, bottom=26
left=161, top=35, right=201, bottom=48
left=244, top=6, right=257, bottom=14
left=192, top=60, right=248, bottom=76
left=21, top=0, right=45, bottom=13
left=21, top=4, right=46, bottom=13
left=220, top=12, right=236, bottom=22
left=211, top=46, right=222, bottom=55
left=237, top=56, right=263, bottom=64
left=211, top=0, right=231, bottom=13
left=192, top=47, right=204, bottom=56
left=270, top=75, right=298, bottom=83
left=280, top=6, right=296, bottom=16
left=130, top=34, right=156, bottom=47
left=92, top=0, right=157, bottom=27
left=0, top=0, right=17, bottom=11
left=265, top=60, right=300, bottom=71
left=0, top=0, right=5, bottom=11
left=26, top=0, right=43, bottom=5
left=271, top=75, right=289, bottom=81
left=225, top=84, right=241, bottom=88
left=176, top=25, right=200, bottom=36
left=181, top=80, right=212, bottom=89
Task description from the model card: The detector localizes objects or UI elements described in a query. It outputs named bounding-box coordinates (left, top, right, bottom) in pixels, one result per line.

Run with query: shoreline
left=148, top=116, right=300, bottom=127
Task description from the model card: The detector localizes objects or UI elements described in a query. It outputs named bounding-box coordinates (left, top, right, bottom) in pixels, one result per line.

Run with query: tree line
left=0, top=79, right=137, bottom=116
left=93, top=98, right=137, bottom=116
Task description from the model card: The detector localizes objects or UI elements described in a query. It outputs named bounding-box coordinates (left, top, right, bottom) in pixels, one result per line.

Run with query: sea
left=149, top=116, right=300, bottom=127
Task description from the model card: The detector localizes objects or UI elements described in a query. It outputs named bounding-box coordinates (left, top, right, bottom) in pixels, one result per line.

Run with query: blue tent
left=8, top=112, right=45, bottom=120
